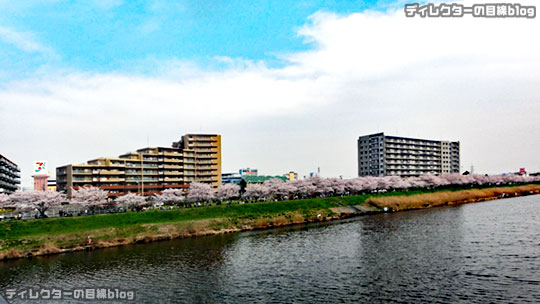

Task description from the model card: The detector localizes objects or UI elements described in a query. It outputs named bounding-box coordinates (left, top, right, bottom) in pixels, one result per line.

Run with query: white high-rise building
left=358, top=133, right=460, bottom=177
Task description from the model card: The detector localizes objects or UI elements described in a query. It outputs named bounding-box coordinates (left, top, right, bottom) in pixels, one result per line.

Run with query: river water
left=0, top=195, right=539, bottom=303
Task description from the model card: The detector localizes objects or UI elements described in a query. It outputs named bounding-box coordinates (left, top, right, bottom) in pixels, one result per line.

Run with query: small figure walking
left=88, top=235, right=92, bottom=245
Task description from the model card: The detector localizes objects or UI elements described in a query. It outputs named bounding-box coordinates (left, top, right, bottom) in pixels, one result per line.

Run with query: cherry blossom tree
left=291, top=179, right=317, bottom=198
left=327, top=178, right=347, bottom=196
left=406, top=176, right=426, bottom=189
left=504, top=175, right=515, bottom=184
left=217, top=183, right=240, bottom=201
left=487, top=175, right=504, bottom=185
left=0, top=193, right=11, bottom=209
left=383, top=176, right=411, bottom=190
left=527, top=175, right=540, bottom=183
left=187, top=182, right=215, bottom=203
left=278, top=181, right=298, bottom=199
left=115, top=193, right=148, bottom=210
left=71, top=186, right=109, bottom=212
left=242, top=184, right=268, bottom=201
left=7, top=190, right=66, bottom=217
left=419, top=174, right=445, bottom=188
left=373, top=176, right=390, bottom=191
left=264, top=178, right=297, bottom=200
left=308, top=176, right=333, bottom=197
left=153, top=188, right=186, bottom=207
left=470, top=174, right=489, bottom=185
left=362, top=176, right=379, bottom=191
left=263, top=178, right=282, bottom=199
left=345, top=178, right=365, bottom=195
left=441, top=173, right=467, bottom=185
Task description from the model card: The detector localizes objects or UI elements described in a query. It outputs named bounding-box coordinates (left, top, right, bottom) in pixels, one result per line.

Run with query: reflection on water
left=1, top=195, right=539, bottom=303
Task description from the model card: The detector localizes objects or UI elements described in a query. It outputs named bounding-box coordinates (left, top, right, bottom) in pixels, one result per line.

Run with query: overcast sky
left=0, top=0, right=539, bottom=188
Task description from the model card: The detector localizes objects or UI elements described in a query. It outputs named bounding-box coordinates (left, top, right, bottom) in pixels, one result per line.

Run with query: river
left=1, top=195, right=539, bottom=303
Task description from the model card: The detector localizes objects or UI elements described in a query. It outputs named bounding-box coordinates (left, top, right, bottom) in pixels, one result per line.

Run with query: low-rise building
left=33, top=175, right=49, bottom=191
left=242, top=175, right=287, bottom=186
left=222, top=172, right=242, bottom=184
left=222, top=168, right=260, bottom=184
left=47, top=179, right=56, bottom=191
left=239, top=168, right=258, bottom=177
left=283, top=171, right=298, bottom=181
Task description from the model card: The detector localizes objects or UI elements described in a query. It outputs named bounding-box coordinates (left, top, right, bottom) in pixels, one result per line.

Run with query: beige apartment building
left=173, top=134, right=222, bottom=186
left=57, top=134, right=221, bottom=197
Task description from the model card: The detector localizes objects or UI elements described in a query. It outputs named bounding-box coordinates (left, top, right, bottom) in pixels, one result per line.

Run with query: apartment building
left=358, top=132, right=460, bottom=177
left=0, top=154, right=20, bottom=194
left=173, top=134, right=222, bottom=186
left=57, top=134, right=221, bottom=197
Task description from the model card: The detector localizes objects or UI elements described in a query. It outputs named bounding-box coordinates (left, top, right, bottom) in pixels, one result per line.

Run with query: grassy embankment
left=1, top=184, right=539, bottom=260
left=0, top=194, right=358, bottom=260
left=366, top=184, right=540, bottom=211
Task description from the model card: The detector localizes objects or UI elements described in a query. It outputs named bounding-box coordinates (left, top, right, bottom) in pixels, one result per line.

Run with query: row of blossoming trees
left=0, top=173, right=539, bottom=219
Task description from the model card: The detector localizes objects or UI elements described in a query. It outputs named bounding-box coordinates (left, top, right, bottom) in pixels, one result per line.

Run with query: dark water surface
left=1, top=195, right=539, bottom=303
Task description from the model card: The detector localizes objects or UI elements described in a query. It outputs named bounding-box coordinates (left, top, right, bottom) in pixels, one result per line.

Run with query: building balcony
left=0, top=173, right=16, bottom=180
left=0, top=180, right=18, bottom=190
left=98, top=170, right=125, bottom=175
left=142, top=158, right=159, bottom=162
left=98, top=178, right=125, bottom=182
left=163, top=171, right=183, bottom=175
left=196, top=171, right=215, bottom=176
left=163, top=158, right=182, bottom=163
left=73, top=179, right=93, bottom=183
left=189, top=143, right=217, bottom=148
left=197, top=177, right=217, bottom=182
left=162, top=152, right=182, bottom=157
left=72, top=170, right=92, bottom=175
left=193, top=148, right=218, bottom=153
left=142, top=171, right=159, bottom=175
left=125, top=170, right=142, bottom=174
left=163, top=165, right=182, bottom=169
left=188, top=137, right=217, bottom=142
left=126, top=178, right=159, bottom=182
left=196, top=166, right=216, bottom=170
left=130, top=165, right=159, bottom=169
left=195, top=154, right=218, bottom=159
left=164, top=177, right=183, bottom=182
left=195, top=160, right=217, bottom=165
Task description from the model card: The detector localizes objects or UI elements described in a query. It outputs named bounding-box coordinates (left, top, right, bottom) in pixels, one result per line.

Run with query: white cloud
left=1, top=0, right=540, bottom=187
left=0, top=25, right=56, bottom=56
